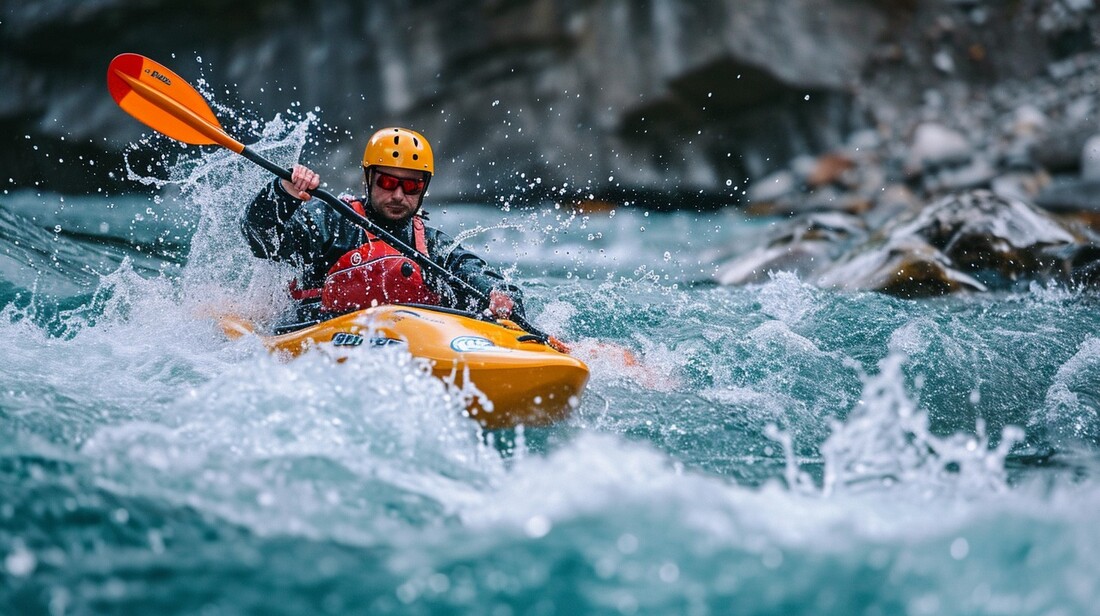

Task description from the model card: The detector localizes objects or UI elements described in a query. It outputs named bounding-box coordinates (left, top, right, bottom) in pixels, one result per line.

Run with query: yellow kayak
left=221, top=305, right=589, bottom=430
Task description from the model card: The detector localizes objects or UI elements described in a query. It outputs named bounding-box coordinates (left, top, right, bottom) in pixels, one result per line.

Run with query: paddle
left=106, top=52, right=564, bottom=349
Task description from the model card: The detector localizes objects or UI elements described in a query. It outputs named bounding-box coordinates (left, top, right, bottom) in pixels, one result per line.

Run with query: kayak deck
left=221, top=304, right=589, bottom=429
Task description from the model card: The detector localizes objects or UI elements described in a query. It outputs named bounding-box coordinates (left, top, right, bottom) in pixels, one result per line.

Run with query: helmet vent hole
left=413, top=138, right=419, bottom=147
left=392, top=151, right=399, bottom=158
left=412, top=154, right=419, bottom=160
left=393, top=136, right=400, bottom=145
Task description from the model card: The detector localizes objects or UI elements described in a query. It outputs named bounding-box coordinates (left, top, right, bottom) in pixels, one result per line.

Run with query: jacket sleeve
left=241, top=178, right=307, bottom=261
left=429, top=228, right=527, bottom=317
left=240, top=179, right=333, bottom=283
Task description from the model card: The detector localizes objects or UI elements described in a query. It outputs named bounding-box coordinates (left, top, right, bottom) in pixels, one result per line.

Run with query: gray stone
left=748, top=170, right=797, bottom=205
left=905, top=123, right=973, bottom=176
left=1081, top=134, right=1100, bottom=180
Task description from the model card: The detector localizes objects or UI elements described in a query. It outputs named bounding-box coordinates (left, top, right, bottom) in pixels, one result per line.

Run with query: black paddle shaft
left=240, top=147, right=551, bottom=342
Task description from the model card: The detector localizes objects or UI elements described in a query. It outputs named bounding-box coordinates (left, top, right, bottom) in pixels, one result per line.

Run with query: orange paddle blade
left=107, top=53, right=243, bottom=153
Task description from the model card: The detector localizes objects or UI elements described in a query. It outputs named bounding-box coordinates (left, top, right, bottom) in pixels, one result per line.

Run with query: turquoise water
left=2, top=119, right=1099, bottom=615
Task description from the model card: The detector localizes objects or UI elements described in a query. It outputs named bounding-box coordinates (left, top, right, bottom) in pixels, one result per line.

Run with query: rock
left=796, top=189, right=874, bottom=216
left=1035, top=178, right=1100, bottom=233
left=1011, top=104, right=1048, bottom=138
left=846, top=129, right=882, bottom=152
left=715, top=242, right=832, bottom=285
left=887, top=190, right=1077, bottom=285
left=1070, top=244, right=1100, bottom=286
left=1081, top=134, right=1100, bottom=180
left=1032, top=123, right=1098, bottom=172
left=864, top=184, right=922, bottom=230
left=905, top=122, right=973, bottom=176
left=923, top=156, right=997, bottom=193
left=1035, top=178, right=1100, bottom=213
left=990, top=169, right=1051, bottom=203
left=713, top=212, right=866, bottom=284
left=815, top=236, right=987, bottom=298
left=718, top=189, right=1088, bottom=296
left=806, top=153, right=857, bottom=188
left=748, top=170, right=797, bottom=205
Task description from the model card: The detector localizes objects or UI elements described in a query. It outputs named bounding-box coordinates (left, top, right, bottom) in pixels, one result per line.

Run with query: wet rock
left=905, top=122, right=973, bottom=176
left=806, top=153, right=857, bottom=189
left=890, top=190, right=1076, bottom=284
left=1035, top=178, right=1100, bottom=213
left=863, top=184, right=922, bottom=230
left=1070, top=244, right=1100, bottom=286
left=715, top=242, right=834, bottom=285
left=747, top=170, right=797, bottom=207
left=1032, top=122, right=1097, bottom=172
left=1081, top=134, right=1100, bottom=180
left=713, top=212, right=866, bottom=285
left=922, top=155, right=997, bottom=194
left=1011, top=104, right=1048, bottom=138
left=1035, top=178, right=1100, bottom=233
left=990, top=168, right=1051, bottom=203
left=815, top=236, right=987, bottom=297
left=715, top=189, right=1089, bottom=296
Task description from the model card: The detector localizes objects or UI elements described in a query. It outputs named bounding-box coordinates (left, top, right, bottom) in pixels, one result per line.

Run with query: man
left=242, top=127, right=522, bottom=328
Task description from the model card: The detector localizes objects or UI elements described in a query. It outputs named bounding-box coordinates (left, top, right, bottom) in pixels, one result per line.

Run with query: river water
left=2, top=117, right=1099, bottom=615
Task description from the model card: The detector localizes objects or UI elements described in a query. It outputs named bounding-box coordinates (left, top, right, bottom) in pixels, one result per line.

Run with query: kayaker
left=241, top=127, right=523, bottom=326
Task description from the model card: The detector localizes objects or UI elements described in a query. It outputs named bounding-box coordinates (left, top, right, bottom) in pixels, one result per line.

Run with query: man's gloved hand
left=487, top=290, right=514, bottom=319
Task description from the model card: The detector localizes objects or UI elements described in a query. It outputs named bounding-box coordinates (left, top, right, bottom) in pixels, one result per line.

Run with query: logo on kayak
left=450, top=336, right=503, bottom=353
left=332, top=333, right=364, bottom=347
left=332, top=332, right=403, bottom=348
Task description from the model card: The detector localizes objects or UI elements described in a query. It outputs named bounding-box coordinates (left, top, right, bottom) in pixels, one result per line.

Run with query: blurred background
left=5, top=0, right=1098, bottom=210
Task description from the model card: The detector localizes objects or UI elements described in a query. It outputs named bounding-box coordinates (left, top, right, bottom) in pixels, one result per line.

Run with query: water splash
left=1036, top=335, right=1100, bottom=445
left=816, top=353, right=1024, bottom=497
left=78, top=344, right=505, bottom=543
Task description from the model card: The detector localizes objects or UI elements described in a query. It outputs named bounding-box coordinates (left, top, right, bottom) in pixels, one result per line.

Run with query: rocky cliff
left=1, top=0, right=1093, bottom=206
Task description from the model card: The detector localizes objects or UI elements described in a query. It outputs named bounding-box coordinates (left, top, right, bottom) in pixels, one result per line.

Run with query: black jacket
left=241, top=179, right=524, bottom=316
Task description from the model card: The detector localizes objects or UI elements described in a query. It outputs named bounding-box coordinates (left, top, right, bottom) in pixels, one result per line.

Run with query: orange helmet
left=362, top=127, right=434, bottom=175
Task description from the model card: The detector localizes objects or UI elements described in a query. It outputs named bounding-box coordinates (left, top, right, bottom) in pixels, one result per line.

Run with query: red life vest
left=288, top=199, right=440, bottom=313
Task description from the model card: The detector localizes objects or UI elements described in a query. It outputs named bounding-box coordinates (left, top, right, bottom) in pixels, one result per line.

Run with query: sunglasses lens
left=375, top=173, right=399, bottom=191
left=375, top=172, right=424, bottom=195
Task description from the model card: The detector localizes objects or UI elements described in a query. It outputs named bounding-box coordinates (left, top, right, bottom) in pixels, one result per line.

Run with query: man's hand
left=281, top=164, right=320, bottom=200
left=487, top=290, right=515, bottom=319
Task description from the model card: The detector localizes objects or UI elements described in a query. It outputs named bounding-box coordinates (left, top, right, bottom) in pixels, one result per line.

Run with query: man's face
left=369, top=165, right=428, bottom=223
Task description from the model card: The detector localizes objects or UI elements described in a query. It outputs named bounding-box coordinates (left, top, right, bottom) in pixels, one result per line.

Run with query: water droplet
left=617, top=533, right=639, bottom=554
left=524, top=515, right=552, bottom=538
left=950, top=537, right=970, bottom=560
left=5, top=543, right=36, bottom=577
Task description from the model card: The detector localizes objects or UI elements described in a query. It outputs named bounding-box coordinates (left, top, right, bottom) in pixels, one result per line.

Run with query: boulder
left=905, top=122, right=973, bottom=176
left=1081, top=134, right=1100, bottom=180
left=815, top=236, right=987, bottom=298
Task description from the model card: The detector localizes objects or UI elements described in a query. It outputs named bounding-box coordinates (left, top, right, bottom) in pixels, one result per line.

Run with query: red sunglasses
left=373, top=170, right=426, bottom=195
